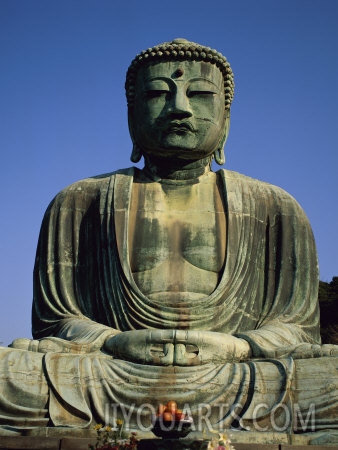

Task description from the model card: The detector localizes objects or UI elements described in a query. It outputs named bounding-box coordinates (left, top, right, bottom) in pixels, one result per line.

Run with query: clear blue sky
left=1, top=0, right=337, bottom=345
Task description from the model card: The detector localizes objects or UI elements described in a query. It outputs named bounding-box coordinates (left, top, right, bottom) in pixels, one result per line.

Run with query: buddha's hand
left=173, top=330, right=252, bottom=365
left=103, top=330, right=251, bottom=366
left=103, top=330, right=176, bottom=365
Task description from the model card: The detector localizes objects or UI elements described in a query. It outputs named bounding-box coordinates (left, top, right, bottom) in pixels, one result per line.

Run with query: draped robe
left=32, top=167, right=320, bottom=350
left=3, top=167, right=337, bottom=433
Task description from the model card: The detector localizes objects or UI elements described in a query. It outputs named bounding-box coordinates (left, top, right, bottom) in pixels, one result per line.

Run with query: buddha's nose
left=169, top=89, right=192, bottom=117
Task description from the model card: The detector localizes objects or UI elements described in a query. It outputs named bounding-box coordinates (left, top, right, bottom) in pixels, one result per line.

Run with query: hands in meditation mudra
left=105, top=330, right=251, bottom=366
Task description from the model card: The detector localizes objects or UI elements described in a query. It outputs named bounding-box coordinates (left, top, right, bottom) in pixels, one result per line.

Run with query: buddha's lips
left=166, top=121, right=196, bottom=133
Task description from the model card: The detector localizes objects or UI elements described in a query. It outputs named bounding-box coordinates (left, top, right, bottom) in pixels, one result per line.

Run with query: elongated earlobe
left=214, top=147, right=225, bottom=165
left=214, top=111, right=230, bottom=166
left=128, top=109, right=143, bottom=163
left=130, top=143, right=142, bottom=163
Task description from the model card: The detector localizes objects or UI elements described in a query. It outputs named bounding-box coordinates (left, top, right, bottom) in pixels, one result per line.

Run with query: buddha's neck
left=143, top=155, right=212, bottom=182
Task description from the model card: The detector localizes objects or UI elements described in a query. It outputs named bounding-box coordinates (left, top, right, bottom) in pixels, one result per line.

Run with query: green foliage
left=319, top=277, right=338, bottom=344
left=319, top=277, right=338, bottom=303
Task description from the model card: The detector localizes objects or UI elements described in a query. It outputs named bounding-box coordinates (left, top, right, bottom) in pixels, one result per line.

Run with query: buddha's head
left=125, top=38, right=234, bottom=166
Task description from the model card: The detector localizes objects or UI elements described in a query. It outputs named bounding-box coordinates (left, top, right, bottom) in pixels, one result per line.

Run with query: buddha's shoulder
left=47, top=168, right=134, bottom=209
left=219, top=169, right=306, bottom=212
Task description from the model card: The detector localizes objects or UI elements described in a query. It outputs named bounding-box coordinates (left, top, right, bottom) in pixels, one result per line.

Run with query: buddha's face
left=130, top=60, right=227, bottom=161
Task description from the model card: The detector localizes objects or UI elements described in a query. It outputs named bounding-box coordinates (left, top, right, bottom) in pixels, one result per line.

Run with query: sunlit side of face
left=130, top=60, right=227, bottom=161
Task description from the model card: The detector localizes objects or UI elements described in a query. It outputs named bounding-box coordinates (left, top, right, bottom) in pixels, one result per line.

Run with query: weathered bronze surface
left=1, top=39, right=338, bottom=444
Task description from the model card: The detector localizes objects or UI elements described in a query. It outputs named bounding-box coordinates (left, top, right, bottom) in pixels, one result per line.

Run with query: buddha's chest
left=128, top=177, right=226, bottom=274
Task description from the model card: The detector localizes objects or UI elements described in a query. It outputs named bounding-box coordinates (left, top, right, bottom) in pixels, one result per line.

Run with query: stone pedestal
left=137, top=438, right=209, bottom=450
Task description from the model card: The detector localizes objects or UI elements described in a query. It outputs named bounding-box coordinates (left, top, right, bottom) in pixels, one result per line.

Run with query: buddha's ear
left=214, top=110, right=230, bottom=166
left=128, top=109, right=143, bottom=163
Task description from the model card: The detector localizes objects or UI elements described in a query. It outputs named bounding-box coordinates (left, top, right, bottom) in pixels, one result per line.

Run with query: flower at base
left=89, top=424, right=138, bottom=450
left=207, top=431, right=235, bottom=450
